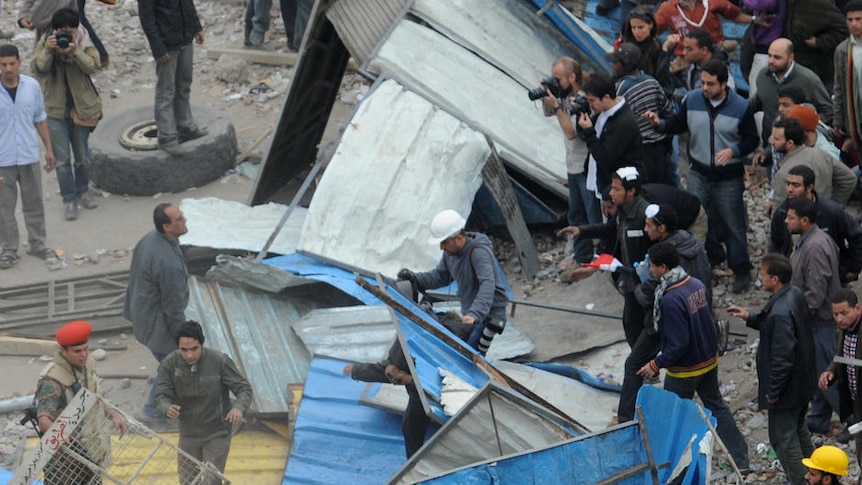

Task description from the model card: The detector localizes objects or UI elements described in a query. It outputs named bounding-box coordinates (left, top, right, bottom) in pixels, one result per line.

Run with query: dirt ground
left=0, top=1, right=858, bottom=483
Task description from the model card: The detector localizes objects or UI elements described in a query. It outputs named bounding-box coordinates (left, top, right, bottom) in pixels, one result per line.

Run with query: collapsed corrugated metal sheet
left=411, top=386, right=714, bottom=484
left=185, top=276, right=317, bottom=415
left=283, top=357, right=417, bottom=485
left=180, top=198, right=307, bottom=255
left=297, top=78, right=489, bottom=276
left=325, top=0, right=408, bottom=63
left=408, top=0, right=595, bottom=89
left=492, top=360, right=618, bottom=432
left=293, top=303, right=534, bottom=363
left=368, top=20, right=567, bottom=199
left=387, top=381, right=577, bottom=485
left=293, top=305, right=395, bottom=362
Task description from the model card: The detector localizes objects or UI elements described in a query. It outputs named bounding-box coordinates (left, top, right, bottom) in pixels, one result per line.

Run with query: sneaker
left=159, top=142, right=190, bottom=156
left=732, top=271, right=751, bottom=294
left=178, top=127, right=208, bottom=143
left=65, top=202, right=78, bottom=221
left=79, top=194, right=98, bottom=210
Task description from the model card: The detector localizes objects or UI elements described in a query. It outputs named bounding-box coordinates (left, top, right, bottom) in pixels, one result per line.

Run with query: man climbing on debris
left=156, top=320, right=252, bottom=484
left=343, top=339, right=428, bottom=458
left=124, top=203, right=189, bottom=429
left=636, top=242, right=749, bottom=471
left=34, top=320, right=127, bottom=484
left=397, top=209, right=508, bottom=355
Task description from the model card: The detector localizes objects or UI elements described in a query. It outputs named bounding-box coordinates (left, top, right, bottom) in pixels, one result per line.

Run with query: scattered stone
left=215, top=54, right=251, bottom=84
left=92, top=348, right=107, bottom=361
left=120, top=378, right=132, bottom=389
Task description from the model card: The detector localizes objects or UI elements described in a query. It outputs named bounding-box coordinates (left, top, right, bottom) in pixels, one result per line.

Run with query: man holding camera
left=32, top=8, right=101, bottom=222
left=542, top=56, right=602, bottom=266
left=579, top=72, right=644, bottom=201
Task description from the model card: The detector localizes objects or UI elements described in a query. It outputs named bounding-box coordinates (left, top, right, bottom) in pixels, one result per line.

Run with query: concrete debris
left=215, top=54, right=251, bottom=84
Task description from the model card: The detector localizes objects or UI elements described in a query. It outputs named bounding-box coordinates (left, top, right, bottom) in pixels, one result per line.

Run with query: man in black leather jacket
left=728, top=253, right=815, bottom=485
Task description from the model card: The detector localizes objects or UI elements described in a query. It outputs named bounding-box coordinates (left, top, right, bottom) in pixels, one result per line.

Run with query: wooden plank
left=206, top=47, right=297, bottom=66
left=0, top=336, right=56, bottom=356
left=481, top=135, right=540, bottom=280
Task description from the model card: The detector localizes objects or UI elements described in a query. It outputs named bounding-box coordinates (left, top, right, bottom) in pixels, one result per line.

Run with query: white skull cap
left=645, top=204, right=660, bottom=219
left=616, top=166, right=639, bottom=182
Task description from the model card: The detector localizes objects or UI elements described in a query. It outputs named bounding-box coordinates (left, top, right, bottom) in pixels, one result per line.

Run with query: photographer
left=32, top=8, right=102, bottom=222
left=541, top=56, right=601, bottom=265
left=579, top=72, right=644, bottom=199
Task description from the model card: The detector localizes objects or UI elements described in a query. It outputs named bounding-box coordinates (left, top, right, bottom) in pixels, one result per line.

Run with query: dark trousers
left=403, top=383, right=430, bottom=458
left=617, top=330, right=661, bottom=422
left=769, top=406, right=814, bottom=485
left=641, top=140, right=670, bottom=185
left=664, top=368, right=750, bottom=468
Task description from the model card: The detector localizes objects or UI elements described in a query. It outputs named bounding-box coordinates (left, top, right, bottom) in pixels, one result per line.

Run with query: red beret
left=788, top=105, right=820, bottom=132
left=56, top=321, right=92, bottom=346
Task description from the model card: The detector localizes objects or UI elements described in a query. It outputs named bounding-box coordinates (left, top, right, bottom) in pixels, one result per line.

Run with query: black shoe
left=178, top=127, right=208, bottom=143
left=838, top=426, right=851, bottom=444
left=732, top=271, right=751, bottom=294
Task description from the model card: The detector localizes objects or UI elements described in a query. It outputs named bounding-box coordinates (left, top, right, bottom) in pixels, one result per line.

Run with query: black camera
left=55, top=31, right=73, bottom=49
left=528, top=76, right=563, bottom=101
left=570, top=94, right=591, bottom=118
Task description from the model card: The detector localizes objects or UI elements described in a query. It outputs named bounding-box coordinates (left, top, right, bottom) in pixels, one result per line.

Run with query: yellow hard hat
left=802, top=445, right=849, bottom=476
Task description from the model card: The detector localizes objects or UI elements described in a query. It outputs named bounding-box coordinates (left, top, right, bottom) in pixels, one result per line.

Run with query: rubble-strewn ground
left=0, top=1, right=858, bottom=483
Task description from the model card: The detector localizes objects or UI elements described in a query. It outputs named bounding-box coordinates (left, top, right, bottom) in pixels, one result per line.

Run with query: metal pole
left=255, top=161, right=323, bottom=263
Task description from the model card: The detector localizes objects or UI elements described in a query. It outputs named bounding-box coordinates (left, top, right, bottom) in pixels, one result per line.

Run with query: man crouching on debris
left=396, top=209, right=508, bottom=355
left=155, top=320, right=252, bottom=484
left=344, top=340, right=428, bottom=458
left=636, top=242, right=749, bottom=472
left=728, top=253, right=815, bottom=485
left=34, top=320, right=127, bottom=485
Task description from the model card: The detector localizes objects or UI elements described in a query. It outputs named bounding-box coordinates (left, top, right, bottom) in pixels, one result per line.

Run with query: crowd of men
left=543, top=0, right=862, bottom=481
left=12, top=0, right=862, bottom=481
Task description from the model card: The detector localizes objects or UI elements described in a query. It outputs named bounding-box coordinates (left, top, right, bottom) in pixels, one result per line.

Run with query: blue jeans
left=567, top=172, right=602, bottom=263
left=245, top=0, right=272, bottom=40
left=48, top=117, right=91, bottom=204
left=664, top=368, right=750, bottom=468
left=142, top=350, right=168, bottom=419
left=686, top=172, right=751, bottom=272
left=155, top=45, right=197, bottom=146
left=807, top=324, right=840, bottom=433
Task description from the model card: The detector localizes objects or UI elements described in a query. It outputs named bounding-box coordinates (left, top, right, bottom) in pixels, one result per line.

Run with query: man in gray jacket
left=785, top=197, right=843, bottom=439
left=124, top=203, right=189, bottom=427
left=398, top=209, right=508, bottom=355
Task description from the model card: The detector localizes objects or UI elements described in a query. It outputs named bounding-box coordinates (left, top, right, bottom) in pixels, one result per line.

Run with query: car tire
left=89, top=105, right=237, bottom=196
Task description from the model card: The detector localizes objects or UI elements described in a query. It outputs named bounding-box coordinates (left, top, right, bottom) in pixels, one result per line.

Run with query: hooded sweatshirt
left=414, top=232, right=508, bottom=322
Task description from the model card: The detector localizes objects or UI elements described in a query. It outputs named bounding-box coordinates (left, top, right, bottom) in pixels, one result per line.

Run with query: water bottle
left=634, top=254, right=650, bottom=284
